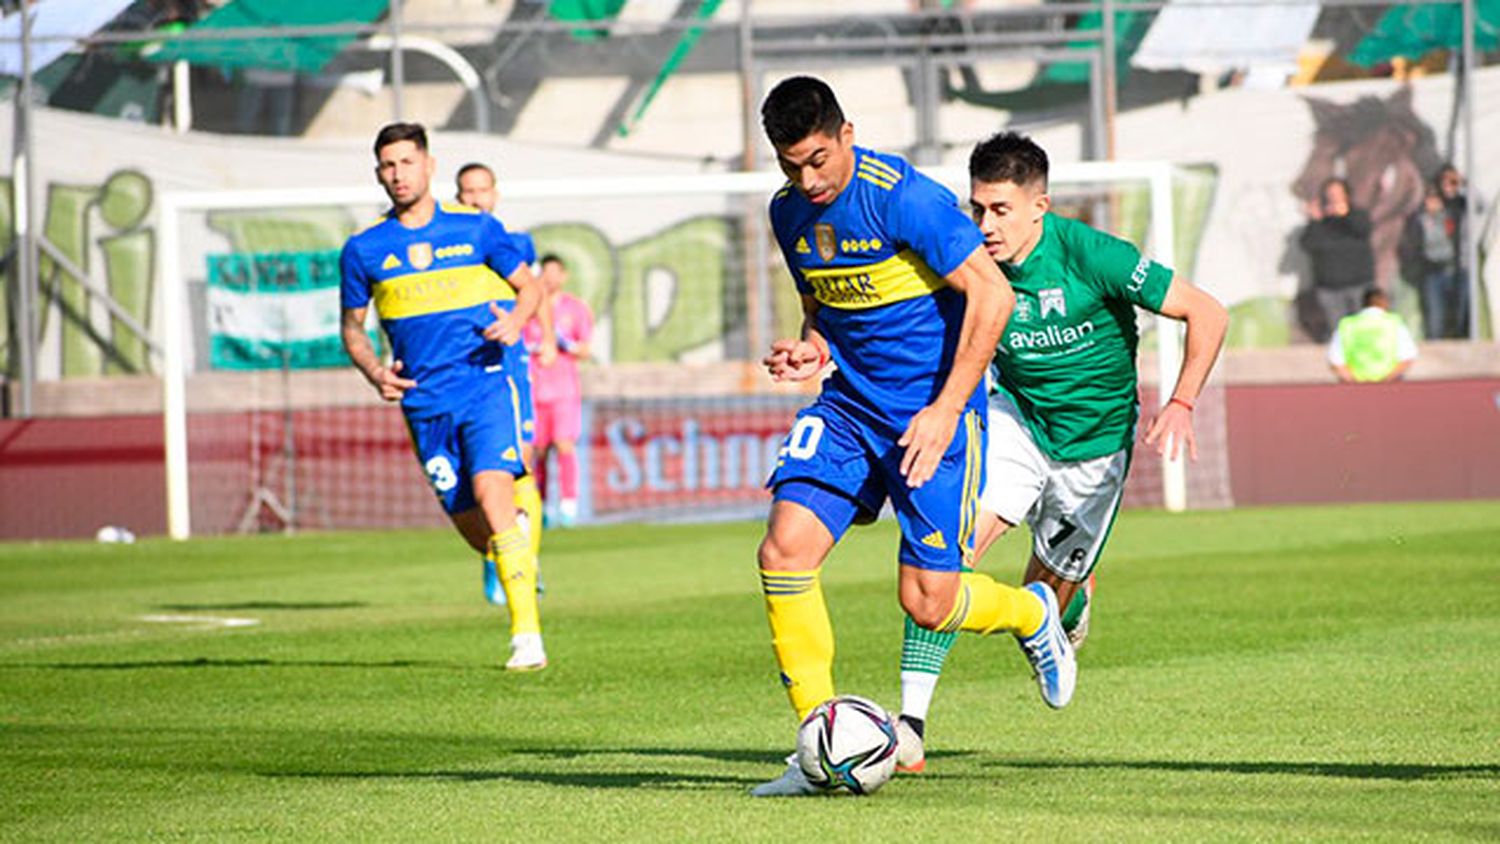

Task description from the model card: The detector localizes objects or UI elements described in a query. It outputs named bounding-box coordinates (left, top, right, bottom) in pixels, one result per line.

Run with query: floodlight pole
left=10, top=0, right=37, bottom=416
left=390, top=0, right=406, bottom=120
left=738, top=8, right=770, bottom=367
left=1461, top=0, right=1478, bottom=340
left=1101, top=0, right=1118, bottom=161
left=171, top=60, right=192, bottom=132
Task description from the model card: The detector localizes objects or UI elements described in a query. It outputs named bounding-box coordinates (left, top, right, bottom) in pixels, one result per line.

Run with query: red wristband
left=1169, top=396, right=1195, bottom=412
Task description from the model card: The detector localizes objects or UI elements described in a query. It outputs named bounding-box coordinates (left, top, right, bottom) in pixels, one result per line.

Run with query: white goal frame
left=157, top=162, right=1184, bottom=539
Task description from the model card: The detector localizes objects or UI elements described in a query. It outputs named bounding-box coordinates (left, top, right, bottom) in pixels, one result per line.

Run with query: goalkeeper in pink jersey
left=523, top=254, right=594, bottom=526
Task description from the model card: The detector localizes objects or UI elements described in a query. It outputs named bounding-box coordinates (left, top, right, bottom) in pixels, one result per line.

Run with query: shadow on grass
left=268, top=768, right=760, bottom=790
left=262, top=746, right=979, bottom=791
left=154, top=602, right=367, bottom=611
left=995, top=758, right=1500, bottom=782
left=4, top=657, right=489, bottom=671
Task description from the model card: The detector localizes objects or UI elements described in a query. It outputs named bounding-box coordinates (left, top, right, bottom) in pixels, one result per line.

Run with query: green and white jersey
left=994, top=213, right=1174, bottom=462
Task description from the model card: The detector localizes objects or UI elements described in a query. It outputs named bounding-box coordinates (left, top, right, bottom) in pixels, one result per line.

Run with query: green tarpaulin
left=145, top=0, right=390, bottom=74
left=549, top=0, right=628, bottom=41
left=1349, top=0, right=1500, bottom=66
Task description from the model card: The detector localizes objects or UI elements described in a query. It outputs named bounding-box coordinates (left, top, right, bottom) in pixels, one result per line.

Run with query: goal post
left=157, top=162, right=1198, bottom=539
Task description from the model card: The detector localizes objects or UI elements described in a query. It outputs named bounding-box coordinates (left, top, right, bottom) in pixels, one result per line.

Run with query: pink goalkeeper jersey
left=524, top=292, right=594, bottom=404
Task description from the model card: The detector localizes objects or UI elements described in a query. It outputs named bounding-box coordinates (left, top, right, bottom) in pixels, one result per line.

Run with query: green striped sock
left=901, top=615, right=957, bottom=675
left=1061, top=587, right=1089, bottom=632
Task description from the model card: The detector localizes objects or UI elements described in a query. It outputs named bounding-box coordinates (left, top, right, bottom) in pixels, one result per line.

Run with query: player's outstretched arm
left=341, top=306, right=416, bottom=401
left=764, top=295, right=829, bottom=382
left=898, top=246, right=1013, bottom=487
left=1144, top=276, right=1228, bottom=461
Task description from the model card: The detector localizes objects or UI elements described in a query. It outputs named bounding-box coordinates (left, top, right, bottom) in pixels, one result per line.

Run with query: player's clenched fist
left=763, top=338, right=825, bottom=382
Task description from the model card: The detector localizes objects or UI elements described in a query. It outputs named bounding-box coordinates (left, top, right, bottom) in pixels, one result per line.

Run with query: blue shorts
left=767, top=398, right=985, bottom=572
left=506, top=342, right=536, bottom=448
left=405, top=393, right=526, bottom=515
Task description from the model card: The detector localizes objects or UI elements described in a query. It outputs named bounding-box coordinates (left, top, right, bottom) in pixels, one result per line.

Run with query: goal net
left=156, top=163, right=1228, bottom=538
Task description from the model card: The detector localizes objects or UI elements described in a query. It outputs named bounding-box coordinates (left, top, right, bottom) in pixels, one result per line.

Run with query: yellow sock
left=489, top=526, right=540, bottom=636
left=760, top=569, right=835, bottom=721
left=513, top=475, right=544, bottom=561
left=936, top=572, right=1044, bottom=637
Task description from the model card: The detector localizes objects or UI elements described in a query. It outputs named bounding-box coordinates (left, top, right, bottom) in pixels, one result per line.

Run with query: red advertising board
left=580, top=396, right=804, bottom=521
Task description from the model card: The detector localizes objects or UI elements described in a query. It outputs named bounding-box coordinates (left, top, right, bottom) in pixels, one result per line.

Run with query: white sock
left=559, top=499, right=579, bottom=519
left=900, top=670, right=940, bottom=721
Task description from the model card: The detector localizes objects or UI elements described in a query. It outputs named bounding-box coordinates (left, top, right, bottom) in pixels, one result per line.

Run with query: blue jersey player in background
left=750, top=77, right=1077, bottom=796
left=339, top=123, right=548, bottom=672
left=456, top=160, right=556, bottom=604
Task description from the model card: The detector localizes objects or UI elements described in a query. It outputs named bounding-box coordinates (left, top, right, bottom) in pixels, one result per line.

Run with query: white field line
left=138, top=614, right=261, bottom=628
left=3, top=615, right=260, bottom=651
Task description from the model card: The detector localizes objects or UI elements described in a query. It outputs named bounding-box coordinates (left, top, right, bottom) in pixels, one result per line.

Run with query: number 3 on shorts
left=425, top=456, right=459, bottom=492
left=781, top=416, right=825, bottom=461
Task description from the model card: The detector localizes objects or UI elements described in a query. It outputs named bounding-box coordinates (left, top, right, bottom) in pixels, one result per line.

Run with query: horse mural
left=1291, top=87, right=1444, bottom=297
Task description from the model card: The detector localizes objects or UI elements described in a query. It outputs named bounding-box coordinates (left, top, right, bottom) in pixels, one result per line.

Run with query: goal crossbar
left=158, top=161, right=1183, bottom=539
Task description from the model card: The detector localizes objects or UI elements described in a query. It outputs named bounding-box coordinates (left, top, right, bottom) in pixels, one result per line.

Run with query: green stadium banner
left=1349, top=0, right=1500, bottom=66
left=144, top=0, right=391, bottom=74
left=206, top=250, right=360, bottom=370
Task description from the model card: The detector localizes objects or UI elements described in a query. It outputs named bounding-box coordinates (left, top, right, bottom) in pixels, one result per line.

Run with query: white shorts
left=977, top=391, right=1130, bottom=582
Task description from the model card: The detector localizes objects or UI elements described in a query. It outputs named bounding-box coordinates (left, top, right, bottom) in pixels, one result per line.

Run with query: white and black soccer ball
left=795, top=695, right=899, bottom=795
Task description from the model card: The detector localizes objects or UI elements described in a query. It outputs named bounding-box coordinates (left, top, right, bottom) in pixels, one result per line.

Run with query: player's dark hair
left=1362, top=287, right=1387, bottom=308
left=456, top=162, right=493, bottom=182
left=540, top=253, right=565, bottom=268
left=969, top=132, right=1049, bottom=191
left=761, top=76, right=845, bottom=147
left=373, top=122, right=428, bottom=157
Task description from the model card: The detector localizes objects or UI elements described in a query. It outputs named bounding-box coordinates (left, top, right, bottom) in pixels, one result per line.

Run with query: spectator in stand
left=1401, top=181, right=1462, bottom=339
left=1435, top=164, right=1474, bottom=337
left=1327, top=288, right=1417, bottom=383
left=1300, top=178, right=1375, bottom=342
left=523, top=255, right=594, bottom=527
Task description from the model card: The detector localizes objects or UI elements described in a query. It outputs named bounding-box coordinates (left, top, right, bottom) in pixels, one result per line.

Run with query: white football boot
left=1066, top=575, right=1095, bottom=650
left=505, top=633, right=548, bottom=672
left=1016, top=581, right=1077, bottom=708
left=894, top=716, right=926, bottom=774
left=749, top=754, right=820, bottom=797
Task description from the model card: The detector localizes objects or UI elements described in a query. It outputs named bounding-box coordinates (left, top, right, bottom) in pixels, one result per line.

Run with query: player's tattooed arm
left=763, top=295, right=829, bottom=382
left=899, top=246, right=1013, bottom=487
left=341, top=306, right=416, bottom=401
left=1144, top=275, right=1228, bottom=461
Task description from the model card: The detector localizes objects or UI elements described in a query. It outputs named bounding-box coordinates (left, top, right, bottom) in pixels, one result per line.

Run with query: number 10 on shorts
left=780, top=416, right=825, bottom=461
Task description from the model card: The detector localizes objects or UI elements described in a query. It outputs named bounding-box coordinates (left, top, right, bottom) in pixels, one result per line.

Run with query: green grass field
left=3, top=501, right=1498, bottom=842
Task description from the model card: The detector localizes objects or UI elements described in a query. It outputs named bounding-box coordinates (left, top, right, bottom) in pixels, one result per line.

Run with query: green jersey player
left=894, top=132, right=1229, bottom=773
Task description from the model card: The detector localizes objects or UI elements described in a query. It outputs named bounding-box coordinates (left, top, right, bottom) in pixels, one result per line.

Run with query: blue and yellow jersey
left=340, top=201, right=527, bottom=417
left=509, top=230, right=537, bottom=267
left=770, top=147, right=985, bottom=434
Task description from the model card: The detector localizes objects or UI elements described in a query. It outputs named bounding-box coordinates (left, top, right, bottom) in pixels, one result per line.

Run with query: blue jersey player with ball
left=751, top=77, right=1078, bottom=797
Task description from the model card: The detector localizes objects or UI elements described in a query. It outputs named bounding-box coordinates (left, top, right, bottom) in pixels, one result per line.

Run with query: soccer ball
left=795, top=695, right=899, bottom=795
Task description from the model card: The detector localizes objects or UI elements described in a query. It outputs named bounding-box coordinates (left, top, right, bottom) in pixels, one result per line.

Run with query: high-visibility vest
left=1338, top=309, right=1404, bottom=382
